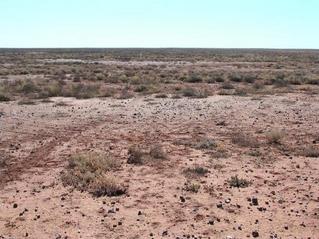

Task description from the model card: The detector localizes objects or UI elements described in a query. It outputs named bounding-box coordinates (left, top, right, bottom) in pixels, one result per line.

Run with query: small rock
left=108, top=209, right=115, bottom=214
left=217, top=203, right=223, bottom=209
left=252, top=197, right=258, bottom=206
left=208, top=220, right=214, bottom=225
left=98, top=207, right=105, bottom=214
left=252, top=231, right=259, bottom=237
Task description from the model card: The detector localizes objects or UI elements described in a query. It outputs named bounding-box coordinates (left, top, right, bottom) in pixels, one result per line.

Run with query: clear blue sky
left=1, top=0, right=318, bottom=48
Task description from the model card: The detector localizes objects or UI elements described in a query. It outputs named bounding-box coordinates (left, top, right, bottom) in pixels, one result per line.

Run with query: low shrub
left=271, top=78, right=289, bottom=88
left=183, top=166, right=209, bottom=177
left=185, top=74, right=203, bottom=83
left=229, top=74, right=243, bottom=83
left=127, top=146, right=144, bottom=165
left=19, top=80, right=39, bottom=94
left=221, top=82, right=234, bottom=90
left=149, top=144, right=167, bottom=160
left=301, top=146, right=319, bottom=158
left=184, top=182, right=201, bottom=193
left=128, top=144, right=168, bottom=165
left=61, top=153, right=125, bottom=197
left=182, top=88, right=208, bottom=98
left=228, top=176, right=250, bottom=188
left=0, top=94, right=10, bottom=102
left=231, top=132, right=259, bottom=148
left=195, top=138, right=217, bottom=149
left=266, top=129, right=284, bottom=144
left=155, top=93, right=168, bottom=98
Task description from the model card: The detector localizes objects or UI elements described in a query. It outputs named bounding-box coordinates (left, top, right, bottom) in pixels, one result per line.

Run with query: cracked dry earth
left=0, top=94, right=318, bottom=239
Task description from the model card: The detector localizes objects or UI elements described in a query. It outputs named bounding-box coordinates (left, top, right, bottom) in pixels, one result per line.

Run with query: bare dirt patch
left=0, top=93, right=318, bottom=238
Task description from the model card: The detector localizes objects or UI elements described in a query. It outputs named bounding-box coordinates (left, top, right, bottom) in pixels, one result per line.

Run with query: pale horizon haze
left=1, top=0, right=319, bottom=49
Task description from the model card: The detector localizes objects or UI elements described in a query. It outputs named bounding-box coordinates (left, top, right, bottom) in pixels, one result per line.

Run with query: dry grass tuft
left=195, top=138, right=217, bottom=150
left=0, top=155, right=7, bottom=168
left=301, top=146, right=319, bottom=158
left=127, top=146, right=144, bottom=165
left=61, top=153, right=126, bottom=197
left=228, top=175, right=251, bottom=188
left=183, top=166, right=209, bottom=177
left=183, top=182, right=201, bottom=193
left=0, top=94, right=10, bottom=102
left=181, top=87, right=208, bottom=98
left=266, top=129, right=284, bottom=144
left=231, top=132, right=259, bottom=148
left=155, top=93, right=168, bottom=98
left=90, top=175, right=127, bottom=197
left=149, top=144, right=167, bottom=160
left=18, top=99, right=37, bottom=105
left=128, top=144, right=168, bottom=165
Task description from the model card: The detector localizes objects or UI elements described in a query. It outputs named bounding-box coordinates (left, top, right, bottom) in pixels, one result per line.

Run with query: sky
left=1, top=0, right=319, bottom=48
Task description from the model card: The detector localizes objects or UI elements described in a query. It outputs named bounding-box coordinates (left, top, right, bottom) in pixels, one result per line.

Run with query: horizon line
left=1, top=47, right=319, bottom=51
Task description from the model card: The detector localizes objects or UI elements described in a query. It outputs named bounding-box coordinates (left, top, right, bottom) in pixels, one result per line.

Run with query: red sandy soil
left=0, top=94, right=318, bottom=239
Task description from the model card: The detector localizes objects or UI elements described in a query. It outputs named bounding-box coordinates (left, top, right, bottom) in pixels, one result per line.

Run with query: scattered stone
left=98, top=207, right=105, bottom=214
left=180, top=196, right=186, bottom=203
left=252, top=197, right=259, bottom=206
left=252, top=231, right=259, bottom=237
left=108, top=209, right=115, bottom=214
left=217, top=203, right=223, bottom=209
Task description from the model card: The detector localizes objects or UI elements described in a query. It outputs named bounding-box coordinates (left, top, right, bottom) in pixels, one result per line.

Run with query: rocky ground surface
left=0, top=93, right=318, bottom=239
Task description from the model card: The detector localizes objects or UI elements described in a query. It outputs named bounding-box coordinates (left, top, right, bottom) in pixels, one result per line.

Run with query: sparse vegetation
left=19, top=80, right=39, bottom=94
left=68, top=84, right=101, bottom=99
left=183, top=166, right=209, bottom=177
left=271, top=78, right=289, bottom=88
left=149, top=144, right=167, bottom=160
left=0, top=94, right=10, bottom=102
left=117, top=88, right=134, bottom=99
left=184, top=182, right=201, bottom=193
left=61, top=153, right=126, bottom=197
left=0, top=155, right=7, bottom=167
left=195, top=138, right=217, bottom=149
left=181, top=88, right=208, bottom=98
left=18, top=99, right=37, bottom=105
left=266, top=129, right=284, bottom=144
left=301, top=146, right=319, bottom=158
left=0, top=49, right=318, bottom=102
left=221, top=82, right=234, bottom=90
left=155, top=93, right=168, bottom=98
left=1, top=49, right=319, bottom=238
left=211, top=146, right=230, bottom=158
left=127, top=144, right=168, bottom=165
left=185, top=74, right=202, bottom=83
left=90, top=175, right=127, bottom=197
left=231, top=132, right=259, bottom=148
left=228, top=176, right=251, bottom=188
left=127, top=146, right=144, bottom=165
left=248, top=149, right=262, bottom=157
